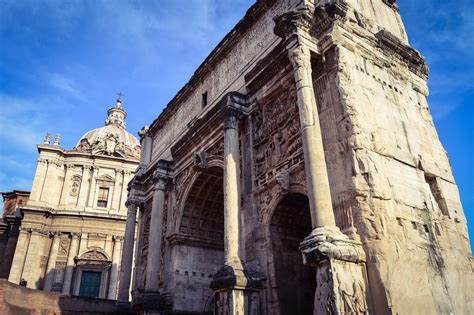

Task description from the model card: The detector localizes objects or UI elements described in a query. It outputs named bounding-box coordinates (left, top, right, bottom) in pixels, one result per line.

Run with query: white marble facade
left=7, top=97, right=140, bottom=300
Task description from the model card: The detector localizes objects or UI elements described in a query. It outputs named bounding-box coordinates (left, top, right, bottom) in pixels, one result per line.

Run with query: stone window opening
left=201, top=91, right=208, bottom=108
left=97, top=187, right=110, bottom=208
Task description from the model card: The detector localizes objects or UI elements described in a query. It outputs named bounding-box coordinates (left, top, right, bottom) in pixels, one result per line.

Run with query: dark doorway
left=79, top=271, right=101, bottom=298
left=270, top=193, right=315, bottom=315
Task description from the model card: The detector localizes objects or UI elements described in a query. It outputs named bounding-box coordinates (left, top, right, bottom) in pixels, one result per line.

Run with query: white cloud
left=46, top=72, right=85, bottom=100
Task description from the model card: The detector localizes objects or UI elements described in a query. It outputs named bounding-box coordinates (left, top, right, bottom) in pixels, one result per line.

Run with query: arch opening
left=173, top=166, right=224, bottom=313
left=270, top=193, right=315, bottom=315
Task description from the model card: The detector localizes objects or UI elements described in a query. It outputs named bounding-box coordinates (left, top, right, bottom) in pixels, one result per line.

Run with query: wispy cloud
left=46, top=72, right=84, bottom=100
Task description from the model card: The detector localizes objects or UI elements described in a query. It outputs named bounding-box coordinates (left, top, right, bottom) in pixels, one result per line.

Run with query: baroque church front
left=5, top=97, right=140, bottom=300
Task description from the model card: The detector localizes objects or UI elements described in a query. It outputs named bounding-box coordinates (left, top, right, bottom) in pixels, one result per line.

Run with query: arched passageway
left=173, top=167, right=224, bottom=313
left=270, top=193, right=315, bottom=315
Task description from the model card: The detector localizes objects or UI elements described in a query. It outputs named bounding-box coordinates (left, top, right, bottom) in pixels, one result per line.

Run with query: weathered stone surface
left=122, top=0, right=472, bottom=314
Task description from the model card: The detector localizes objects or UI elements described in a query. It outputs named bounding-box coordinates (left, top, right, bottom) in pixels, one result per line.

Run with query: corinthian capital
left=219, top=92, right=250, bottom=130
left=152, top=159, right=174, bottom=191
left=274, top=8, right=312, bottom=41
left=125, top=198, right=141, bottom=208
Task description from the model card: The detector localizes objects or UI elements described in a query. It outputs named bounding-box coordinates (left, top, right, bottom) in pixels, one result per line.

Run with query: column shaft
left=62, top=234, right=80, bottom=294
left=8, top=229, right=30, bottom=284
left=223, top=115, right=242, bottom=266
left=144, top=181, right=166, bottom=291
left=118, top=202, right=138, bottom=301
left=289, top=45, right=336, bottom=228
left=108, top=236, right=123, bottom=299
left=44, top=232, right=61, bottom=291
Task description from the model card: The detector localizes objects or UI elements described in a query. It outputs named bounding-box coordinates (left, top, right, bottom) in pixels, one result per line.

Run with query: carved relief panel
left=70, top=175, right=82, bottom=197
left=252, top=83, right=303, bottom=189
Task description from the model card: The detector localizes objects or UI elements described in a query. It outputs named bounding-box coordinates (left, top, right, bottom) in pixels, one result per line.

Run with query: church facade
left=120, top=0, right=473, bottom=314
left=6, top=98, right=140, bottom=300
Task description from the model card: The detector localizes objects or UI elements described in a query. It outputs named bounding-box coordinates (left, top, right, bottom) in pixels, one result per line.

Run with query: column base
left=300, top=226, right=370, bottom=315
left=210, top=264, right=266, bottom=315
left=131, top=290, right=172, bottom=314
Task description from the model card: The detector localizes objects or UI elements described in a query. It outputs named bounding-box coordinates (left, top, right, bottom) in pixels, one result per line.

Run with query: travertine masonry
left=120, top=0, right=472, bottom=314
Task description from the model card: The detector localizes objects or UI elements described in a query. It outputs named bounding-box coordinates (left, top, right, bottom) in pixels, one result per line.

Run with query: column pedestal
left=300, top=226, right=369, bottom=315
left=210, top=265, right=265, bottom=315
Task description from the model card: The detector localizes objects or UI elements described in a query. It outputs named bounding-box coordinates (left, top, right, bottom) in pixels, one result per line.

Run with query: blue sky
left=0, top=1, right=472, bottom=249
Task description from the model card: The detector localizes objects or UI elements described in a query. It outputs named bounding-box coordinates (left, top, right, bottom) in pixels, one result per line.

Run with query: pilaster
left=87, top=166, right=99, bottom=207
left=77, top=165, right=92, bottom=208
left=112, top=169, right=123, bottom=212
left=59, top=164, right=75, bottom=206
left=22, top=228, right=45, bottom=288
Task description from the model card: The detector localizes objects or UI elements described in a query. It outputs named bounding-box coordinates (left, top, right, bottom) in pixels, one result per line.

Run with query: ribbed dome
left=73, top=97, right=141, bottom=160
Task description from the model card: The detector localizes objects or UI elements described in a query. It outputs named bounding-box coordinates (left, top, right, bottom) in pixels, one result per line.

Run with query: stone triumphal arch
left=117, top=0, right=473, bottom=314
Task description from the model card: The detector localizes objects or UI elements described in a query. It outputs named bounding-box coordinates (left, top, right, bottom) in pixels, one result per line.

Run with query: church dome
left=73, top=97, right=141, bottom=159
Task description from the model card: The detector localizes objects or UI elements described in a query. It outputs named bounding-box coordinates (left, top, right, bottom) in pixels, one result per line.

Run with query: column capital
left=31, top=227, right=46, bottom=235
left=152, top=160, right=174, bottom=191
left=82, top=164, right=93, bottom=171
left=152, top=172, right=169, bottom=191
left=274, top=7, right=313, bottom=41
left=71, top=232, right=81, bottom=238
left=19, top=227, right=32, bottom=233
left=125, top=198, right=141, bottom=209
left=138, top=125, right=151, bottom=139
left=113, top=235, right=124, bottom=242
left=50, top=231, right=62, bottom=237
left=219, top=92, right=250, bottom=130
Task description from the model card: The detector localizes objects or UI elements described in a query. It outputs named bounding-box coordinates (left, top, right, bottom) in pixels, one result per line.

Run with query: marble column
left=274, top=9, right=336, bottom=228
left=211, top=93, right=264, bottom=315
left=8, top=227, right=30, bottom=284
left=274, top=9, right=369, bottom=315
left=222, top=105, right=244, bottom=268
left=108, top=236, right=123, bottom=299
left=117, top=199, right=138, bottom=301
left=144, top=170, right=168, bottom=292
left=289, top=44, right=336, bottom=228
left=62, top=233, right=80, bottom=294
left=44, top=232, right=61, bottom=292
